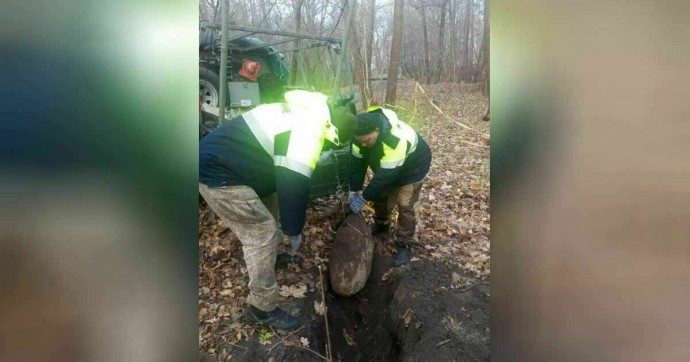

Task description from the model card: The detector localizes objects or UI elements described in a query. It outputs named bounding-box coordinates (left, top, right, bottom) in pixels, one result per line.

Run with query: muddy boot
left=393, top=242, right=412, bottom=266
left=371, top=222, right=390, bottom=237
left=244, top=305, right=300, bottom=330
left=275, top=252, right=303, bottom=269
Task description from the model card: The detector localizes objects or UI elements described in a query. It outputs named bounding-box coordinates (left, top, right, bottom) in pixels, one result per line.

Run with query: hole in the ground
left=309, top=256, right=402, bottom=361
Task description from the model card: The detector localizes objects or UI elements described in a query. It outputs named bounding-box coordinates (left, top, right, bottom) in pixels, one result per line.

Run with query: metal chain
left=332, top=146, right=347, bottom=216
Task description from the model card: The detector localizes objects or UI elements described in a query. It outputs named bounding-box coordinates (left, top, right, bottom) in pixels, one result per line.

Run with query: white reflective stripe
left=407, top=132, right=418, bottom=155
left=351, top=147, right=363, bottom=158
left=243, top=111, right=274, bottom=157
left=380, top=159, right=405, bottom=169
left=275, top=156, right=314, bottom=178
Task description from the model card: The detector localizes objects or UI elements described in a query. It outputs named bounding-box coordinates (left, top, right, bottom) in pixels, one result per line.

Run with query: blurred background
left=0, top=0, right=198, bottom=361
left=491, top=0, right=690, bottom=360
left=1, top=0, right=688, bottom=360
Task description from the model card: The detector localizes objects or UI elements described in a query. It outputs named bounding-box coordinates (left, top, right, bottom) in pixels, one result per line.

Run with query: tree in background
left=385, top=0, right=404, bottom=105
left=480, top=0, right=489, bottom=95
left=198, top=0, right=489, bottom=105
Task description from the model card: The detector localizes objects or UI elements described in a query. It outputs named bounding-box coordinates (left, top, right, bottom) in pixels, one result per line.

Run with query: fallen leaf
left=314, top=300, right=327, bottom=316
left=279, top=284, right=308, bottom=298
left=210, top=244, right=225, bottom=254
left=402, top=308, right=413, bottom=328
left=300, top=337, right=310, bottom=348
left=381, top=268, right=394, bottom=282
left=342, top=328, right=356, bottom=346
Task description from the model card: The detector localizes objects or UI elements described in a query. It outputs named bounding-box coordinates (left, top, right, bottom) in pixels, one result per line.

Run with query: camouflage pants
left=199, top=184, right=286, bottom=312
left=373, top=181, right=424, bottom=243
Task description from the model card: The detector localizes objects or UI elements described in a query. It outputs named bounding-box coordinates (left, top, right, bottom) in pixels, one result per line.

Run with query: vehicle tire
left=199, top=67, right=225, bottom=107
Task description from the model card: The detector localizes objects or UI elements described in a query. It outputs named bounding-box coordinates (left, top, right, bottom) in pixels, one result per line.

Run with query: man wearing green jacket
left=348, top=107, right=432, bottom=266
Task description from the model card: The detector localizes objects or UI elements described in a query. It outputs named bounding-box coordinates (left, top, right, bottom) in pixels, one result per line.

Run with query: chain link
left=332, top=145, right=348, bottom=216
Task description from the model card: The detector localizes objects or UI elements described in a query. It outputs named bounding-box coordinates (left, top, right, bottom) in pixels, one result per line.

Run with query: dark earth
left=201, top=238, right=489, bottom=362
left=200, top=82, right=490, bottom=361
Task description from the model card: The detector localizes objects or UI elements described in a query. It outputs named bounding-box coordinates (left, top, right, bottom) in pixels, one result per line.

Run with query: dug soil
left=202, top=247, right=489, bottom=362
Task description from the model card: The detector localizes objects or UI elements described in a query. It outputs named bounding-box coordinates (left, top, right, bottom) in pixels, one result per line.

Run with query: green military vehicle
left=198, top=22, right=357, bottom=198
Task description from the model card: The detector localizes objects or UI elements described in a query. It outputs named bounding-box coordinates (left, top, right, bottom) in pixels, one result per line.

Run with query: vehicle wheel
left=199, top=67, right=223, bottom=107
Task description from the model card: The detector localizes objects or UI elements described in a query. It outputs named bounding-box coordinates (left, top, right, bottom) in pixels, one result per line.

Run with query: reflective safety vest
left=351, top=107, right=419, bottom=170
left=241, top=90, right=338, bottom=178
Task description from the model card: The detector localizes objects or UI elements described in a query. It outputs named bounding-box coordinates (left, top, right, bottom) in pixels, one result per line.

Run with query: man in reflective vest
left=199, top=90, right=355, bottom=330
left=348, top=107, right=432, bottom=266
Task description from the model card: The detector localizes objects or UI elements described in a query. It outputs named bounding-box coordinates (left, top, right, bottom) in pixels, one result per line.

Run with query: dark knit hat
left=330, top=106, right=356, bottom=142
left=354, top=112, right=382, bottom=136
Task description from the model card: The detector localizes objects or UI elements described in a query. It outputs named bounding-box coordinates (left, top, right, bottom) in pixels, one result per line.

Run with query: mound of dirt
left=202, top=253, right=489, bottom=362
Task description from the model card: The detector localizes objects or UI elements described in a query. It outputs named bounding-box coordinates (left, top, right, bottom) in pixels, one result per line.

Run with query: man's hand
left=288, top=234, right=302, bottom=253
left=348, top=192, right=366, bottom=213
left=348, top=191, right=361, bottom=206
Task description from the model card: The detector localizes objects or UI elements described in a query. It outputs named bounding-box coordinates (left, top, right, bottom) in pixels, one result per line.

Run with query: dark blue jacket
left=349, top=109, right=432, bottom=200
left=200, top=114, right=317, bottom=237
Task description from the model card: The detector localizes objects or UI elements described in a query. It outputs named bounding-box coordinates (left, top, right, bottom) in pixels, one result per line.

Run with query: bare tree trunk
left=351, top=17, right=370, bottom=110
left=214, top=0, right=221, bottom=23
left=435, top=0, right=448, bottom=83
left=290, top=0, right=304, bottom=86
left=365, top=0, right=376, bottom=106
left=462, top=0, right=473, bottom=67
left=481, top=0, right=489, bottom=96
left=385, top=0, right=404, bottom=106
left=449, top=0, right=458, bottom=82
left=420, top=5, right=430, bottom=84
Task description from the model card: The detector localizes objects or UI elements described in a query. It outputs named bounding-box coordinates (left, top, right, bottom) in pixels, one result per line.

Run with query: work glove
left=348, top=192, right=366, bottom=213
left=347, top=191, right=361, bottom=206
left=288, top=234, right=303, bottom=253
left=317, top=150, right=335, bottom=166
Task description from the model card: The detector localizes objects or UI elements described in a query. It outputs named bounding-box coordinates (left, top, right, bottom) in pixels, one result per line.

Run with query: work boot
left=244, top=305, right=300, bottom=330
left=275, top=252, right=303, bottom=269
left=371, top=222, right=390, bottom=237
left=393, top=243, right=412, bottom=266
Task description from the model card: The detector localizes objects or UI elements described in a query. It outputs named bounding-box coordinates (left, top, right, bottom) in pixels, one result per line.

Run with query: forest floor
left=199, top=81, right=490, bottom=362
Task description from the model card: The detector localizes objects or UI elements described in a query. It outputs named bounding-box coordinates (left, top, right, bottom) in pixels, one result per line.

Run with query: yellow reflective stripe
left=284, top=90, right=337, bottom=144
left=381, top=141, right=406, bottom=169
left=243, top=110, right=274, bottom=157
left=351, top=144, right=363, bottom=158
left=242, top=91, right=334, bottom=169
left=382, top=108, right=418, bottom=156
left=367, top=105, right=382, bottom=112
left=275, top=156, right=314, bottom=178
left=380, top=159, right=405, bottom=169
left=286, top=123, right=323, bottom=170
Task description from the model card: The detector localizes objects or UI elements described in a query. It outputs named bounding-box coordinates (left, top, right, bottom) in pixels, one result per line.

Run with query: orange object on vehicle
left=239, top=59, right=260, bottom=81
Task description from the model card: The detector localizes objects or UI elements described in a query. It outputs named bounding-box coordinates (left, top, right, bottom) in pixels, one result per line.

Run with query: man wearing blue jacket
left=199, top=90, right=354, bottom=330
left=348, top=107, right=432, bottom=266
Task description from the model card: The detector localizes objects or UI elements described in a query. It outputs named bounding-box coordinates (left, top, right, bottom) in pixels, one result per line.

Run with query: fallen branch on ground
left=459, top=281, right=490, bottom=293
left=436, top=339, right=451, bottom=347
left=266, top=326, right=305, bottom=355
left=317, top=264, right=333, bottom=361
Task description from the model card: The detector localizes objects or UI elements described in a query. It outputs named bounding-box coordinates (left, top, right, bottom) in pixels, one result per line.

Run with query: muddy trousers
left=373, top=181, right=424, bottom=244
left=199, top=184, right=285, bottom=312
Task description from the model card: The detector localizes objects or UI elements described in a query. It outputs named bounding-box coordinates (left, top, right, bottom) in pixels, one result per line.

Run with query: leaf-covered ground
left=198, top=82, right=489, bottom=361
